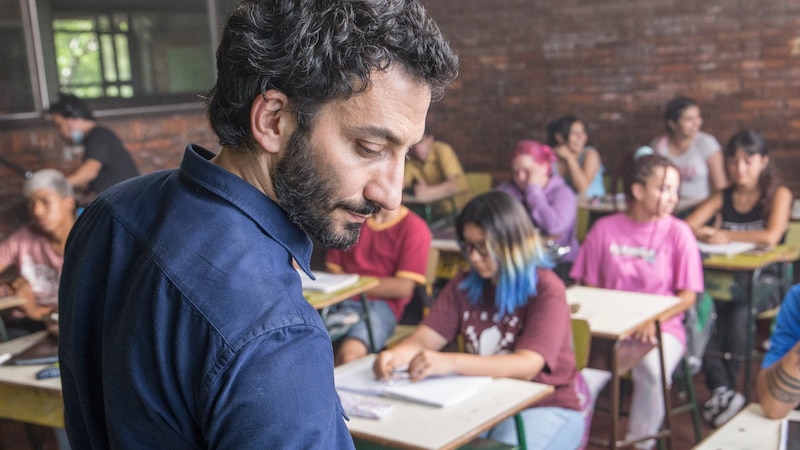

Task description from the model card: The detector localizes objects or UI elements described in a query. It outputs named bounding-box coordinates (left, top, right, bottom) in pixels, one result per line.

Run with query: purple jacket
left=495, top=174, right=579, bottom=262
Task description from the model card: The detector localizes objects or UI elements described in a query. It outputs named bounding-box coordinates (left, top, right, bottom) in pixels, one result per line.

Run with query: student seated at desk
left=495, top=140, right=579, bottom=285
left=326, top=205, right=431, bottom=365
left=570, top=149, right=704, bottom=449
left=685, top=129, right=793, bottom=427
left=758, top=283, right=800, bottom=419
left=375, top=191, right=585, bottom=450
left=548, top=115, right=606, bottom=198
left=0, top=169, right=75, bottom=338
left=403, top=131, right=469, bottom=216
left=650, top=96, right=728, bottom=202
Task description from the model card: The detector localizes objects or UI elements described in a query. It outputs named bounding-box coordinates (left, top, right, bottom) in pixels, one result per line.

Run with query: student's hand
left=412, top=182, right=432, bottom=201
left=696, top=226, right=717, bottom=241
left=705, top=229, right=731, bottom=245
left=373, top=350, right=408, bottom=380
left=407, top=349, right=453, bottom=382
left=632, top=321, right=657, bottom=344
left=553, top=144, right=574, bottom=161
left=10, top=277, right=34, bottom=304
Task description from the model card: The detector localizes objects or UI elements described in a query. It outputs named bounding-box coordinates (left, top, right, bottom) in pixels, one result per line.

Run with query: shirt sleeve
left=526, top=180, right=577, bottom=236
left=762, top=285, right=800, bottom=368
left=394, top=214, right=431, bottom=284
left=203, top=326, right=355, bottom=449
left=0, top=229, right=23, bottom=270
left=421, top=275, right=465, bottom=344
left=515, top=270, right=571, bottom=368
left=696, top=132, right=722, bottom=160
left=671, top=219, right=705, bottom=293
left=435, top=142, right=466, bottom=181
left=569, top=218, right=605, bottom=286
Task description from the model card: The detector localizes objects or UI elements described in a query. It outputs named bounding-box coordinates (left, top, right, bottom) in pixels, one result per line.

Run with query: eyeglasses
left=459, top=240, right=490, bottom=258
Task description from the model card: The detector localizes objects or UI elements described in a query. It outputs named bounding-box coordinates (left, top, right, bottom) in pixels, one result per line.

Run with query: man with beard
left=57, top=0, right=458, bottom=448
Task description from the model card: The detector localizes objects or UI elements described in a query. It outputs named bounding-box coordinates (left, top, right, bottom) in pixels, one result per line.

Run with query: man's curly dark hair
left=207, top=0, right=459, bottom=152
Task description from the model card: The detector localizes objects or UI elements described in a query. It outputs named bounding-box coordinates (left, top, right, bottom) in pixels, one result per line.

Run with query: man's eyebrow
left=351, top=125, right=404, bottom=146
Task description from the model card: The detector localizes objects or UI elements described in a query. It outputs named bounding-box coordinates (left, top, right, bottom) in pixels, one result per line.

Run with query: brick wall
left=2, top=0, right=800, bottom=236
left=422, top=0, right=800, bottom=191
left=0, top=107, right=217, bottom=238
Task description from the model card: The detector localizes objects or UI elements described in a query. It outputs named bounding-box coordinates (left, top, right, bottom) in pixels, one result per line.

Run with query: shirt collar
left=179, top=145, right=313, bottom=273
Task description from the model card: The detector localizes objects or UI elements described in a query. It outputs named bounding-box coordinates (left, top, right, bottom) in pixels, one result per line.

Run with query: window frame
left=1, top=0, right=227, bottom=122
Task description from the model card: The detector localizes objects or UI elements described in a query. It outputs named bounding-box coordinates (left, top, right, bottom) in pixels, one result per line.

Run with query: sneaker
left=712, top=391, right=745, bottom=428
left=702, top=386, right=734, bottom=425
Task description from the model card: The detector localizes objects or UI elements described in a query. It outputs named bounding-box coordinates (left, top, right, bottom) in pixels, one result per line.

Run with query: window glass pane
left=101, top=34, right=117, bottom=82
left=51, top=5, right=214, bottom=108
left=0, top=0, right=36, bottom=115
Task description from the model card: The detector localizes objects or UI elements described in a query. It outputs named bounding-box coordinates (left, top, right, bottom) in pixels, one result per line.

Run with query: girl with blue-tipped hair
left=374, top=190, right=585, bottom=450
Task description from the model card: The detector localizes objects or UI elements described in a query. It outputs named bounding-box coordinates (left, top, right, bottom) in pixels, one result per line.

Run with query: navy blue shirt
left=59, top=145, right=354, bottom=449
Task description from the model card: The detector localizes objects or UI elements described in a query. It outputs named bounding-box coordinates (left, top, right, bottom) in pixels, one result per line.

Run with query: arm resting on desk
left=758, top=339, right=800, bottom=419
left=374, top=324, right=546, bottom=382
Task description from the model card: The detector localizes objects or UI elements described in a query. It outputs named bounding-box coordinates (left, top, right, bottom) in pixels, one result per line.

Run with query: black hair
left=49, top=94, right=95, bottom=120
left=546, top=115, right=580, bottom=147
left=724, top=129, right=782, bottom=219
left=207, top=0, right=459, bottom=152
left=611, top=148, right=677, bottom=209
left=663, top=96, right=698, bottom=134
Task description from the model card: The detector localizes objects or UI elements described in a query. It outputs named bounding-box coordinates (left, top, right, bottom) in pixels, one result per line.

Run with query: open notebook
left=295, top=269, right=359, bottom=294
left=335, top=355, right=492, bottom=408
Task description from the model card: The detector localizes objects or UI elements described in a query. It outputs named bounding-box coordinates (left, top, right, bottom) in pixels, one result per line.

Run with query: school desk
left=0, top=331, right=63, bottom=428
left=305, top=276, right=381, bottom=352
left=336, top=355, right=554, bottom=450
left=566, top=286, right=681, bottom=449
left=693, top=402, right=800, bottom=450
left=701, top=244, right=800, bottom=402
left=0, top=296, right=26, bottom=341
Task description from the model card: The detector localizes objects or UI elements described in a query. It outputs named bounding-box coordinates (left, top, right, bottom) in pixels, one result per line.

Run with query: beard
left=272, top=126, right=380, bottom=250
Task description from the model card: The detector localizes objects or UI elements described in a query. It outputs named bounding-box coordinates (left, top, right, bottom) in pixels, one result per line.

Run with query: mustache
left=336, top=200, right=381, bottom=216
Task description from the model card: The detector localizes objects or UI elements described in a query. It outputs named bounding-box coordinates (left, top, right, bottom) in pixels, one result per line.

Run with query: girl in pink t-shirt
left=375, top=191, right=585, bottom=450
left=570, top=149, right=704, bottom=449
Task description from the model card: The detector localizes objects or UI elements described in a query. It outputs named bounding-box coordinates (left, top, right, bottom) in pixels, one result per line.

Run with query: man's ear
left=250, top=90, right=296, bottom=155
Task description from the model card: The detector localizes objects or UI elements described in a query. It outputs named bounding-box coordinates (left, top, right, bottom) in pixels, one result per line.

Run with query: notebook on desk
left=335, top=355, right=492, bottom=407
left=6, top=333, right=58, bottom=365
left=698, top=241, right=756, bottom=256
left=296, top=269, right=359, bottom=294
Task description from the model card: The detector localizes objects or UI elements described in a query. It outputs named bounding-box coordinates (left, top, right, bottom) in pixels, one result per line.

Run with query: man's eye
left=358, top=144, right=381, bottom=157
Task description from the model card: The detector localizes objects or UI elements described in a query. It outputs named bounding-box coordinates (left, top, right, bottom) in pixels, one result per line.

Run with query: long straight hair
left=724, top=129, right=782, bottom=219
left=455, top=191, right=552, bottom=317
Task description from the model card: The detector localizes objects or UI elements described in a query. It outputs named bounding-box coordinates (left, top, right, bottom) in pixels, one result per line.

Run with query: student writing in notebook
left=325, top=205, right=431, bottom=365
left=685, top=130, right=792, bottom=427
left=374, top=191, right=585, bottom=450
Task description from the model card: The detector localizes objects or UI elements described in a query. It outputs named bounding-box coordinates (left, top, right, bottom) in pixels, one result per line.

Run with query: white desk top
left=0, top=331, right=61, bottom=391
left=338, top=356, right=554, bottom=450
left=565, top=286, right=681, bottom=339
left=693, top=403, right=800, bottom=450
